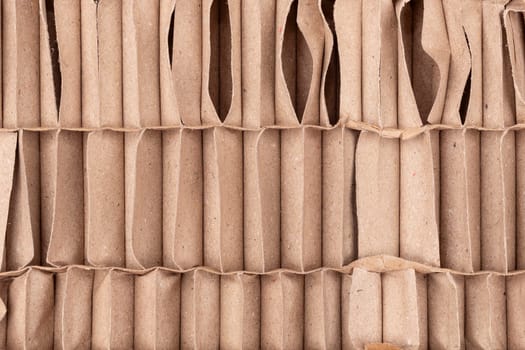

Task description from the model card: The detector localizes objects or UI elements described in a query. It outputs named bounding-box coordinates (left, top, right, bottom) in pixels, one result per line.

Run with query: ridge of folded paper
left=0, top=264, right=518, bottom=349
left=6, top=121, right=525, bottom=137
left=1, top=255, right=525, bottom=277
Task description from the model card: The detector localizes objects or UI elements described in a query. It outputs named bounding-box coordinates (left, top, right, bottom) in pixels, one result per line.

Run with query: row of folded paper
left=5, top=0, right=525, bottom=129
left=0, top=127, right=522, bottom=274
left=0, top=266, right=520, bottom=350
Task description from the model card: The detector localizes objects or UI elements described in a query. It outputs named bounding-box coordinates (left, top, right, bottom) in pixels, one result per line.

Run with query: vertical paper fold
left=92, top=270, right=134, bottom=349
left=135, top=269, right=180, bottom=349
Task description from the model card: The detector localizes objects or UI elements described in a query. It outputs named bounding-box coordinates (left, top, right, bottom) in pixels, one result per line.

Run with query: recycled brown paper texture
left=428, top=272, right=465, bottom=349
left=465, top=274, right=506, bottom=349
left=81, top=0, right=125, bottom=268
left=1, top=0, right=525, bottom=348
left=481, top=0, right=516, bottom=273
left=342, top=268, right=382, bottom=349
left=135, top=269, right=180, bottom=349
left=242, top=0, right=280, bottom=273
left=507, top=273, right=525, bottom=349
left=382, top=269, right=427, bottom=349
left=439, top=0, right=482, bottom=273
left=220, top=273, right=260, bottom=349
left=323, top=128, right=357, bottom=268
left=261, top=272, right=304, bottom=349
left=396, top=0, right=450, bottom=268
left=305, top=270, right=341, bottom=349
left=181, top=270, right=220, bottom=349
left=54, top=267, right=93, bottom=349
left=277, top=0, right=323, bottom=271
left=163, top=129, right=203, bottom=270
left=92, top=270, right=134, bottom=349
left=505, top=0, right=525, bottom=270
left=7, top=269, right=54, bottom=349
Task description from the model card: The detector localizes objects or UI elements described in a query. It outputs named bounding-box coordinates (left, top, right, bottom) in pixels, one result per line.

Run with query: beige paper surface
left=334, top=0, right=361, bottom=124
left=507, top=273, right=525, bottom=349
left=343, top=268, right=382, bottom=350
left=428, top=273, right=465, bottom=349
left=84, top=131, right=125, bottom=267
left=465, top=274, right=506, bottom=349
left=92, top=270, right=134, bottom=349
left=7, top=131, right=40, bottom=270
left=243, top=129, right=280, bottom=272
left=7, top=269, right=54, bottom=350
left=203, top=127, right=243, bottom=272
left=323, top=128, right=357, bottom=267
left=261, top=272, right=304, bottom=350
left=382, top=269, right=427, bottom=349
left=135, top=269, right=180, bottom=349
left=181, top=270, right=220, bottom=349
left=281, top=128, right=322, bottom=271
left=305, top=270, right=341, bottom=349
left=0, top=133, right=17, bottom=271
left=163, top=129, right=203, bottom=270
left=220, top=274, right=260, bottom=349
left=54, top=268, right=93, bottom=350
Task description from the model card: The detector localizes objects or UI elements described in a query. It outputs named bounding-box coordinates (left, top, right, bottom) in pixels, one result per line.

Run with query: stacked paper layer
left=0, top=0, right=525, bottom=348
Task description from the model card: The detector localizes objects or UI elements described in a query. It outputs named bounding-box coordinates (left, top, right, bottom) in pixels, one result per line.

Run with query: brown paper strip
left=84, top=131, right=125, bottom=267
left=0, top=133, right=17, bottom=271
left=483, top=0, right=515, bottom=129
left=342, top=268, right=382, bottom=349
left=54, top=267, right=93, bottom=350
left=442, top=0, right=483, bottom=127
left=382, top=269, right=427, bottom=349
left=362, top=0, right=397, bottom=128
left=7, top=131, right=40, bottom=270
left=400, top=131, right=440, bottom=267
left=0, top=279, right=8, bottom=349
left=517, top=130, right=525, bottom=269
left=356, top=132, right=400, bottom=258
left=170, top=0, right=202, bottom=126
left=203, top=127, right=243, bottom=272
left=92, top=270, right=134, bottom=349
left=159, top=0, right=180, bottom=126
left=505, top=0, right=525, bottom=122
left=241, top=0, right=276, bottom=128
left=41, top=130, right=84, bottom=266
left=261, top=272, right=304, bottom=350
left=3, top=0, right=40, bottom=128
left=275, top=0, right=324, bottom=126
left=202, top=0, right=242, bottom=127
left=122, top=0, right=161, bottom=128
left=125, top=130, right=162, bottom=269
left=181, top=270, right=220, bottom=349
left=333, top=0, right=361, bottom=124
left=440, top=129, right=480, bottom=272
left=281, top=128, right=322, bottom=271
left=135, top=269, right=180, bottom=349
left=7, top=269, right=54, bottom=350
left=323, top=128, right=357, bottom=267
left=163, top=129, right=203, bottom=270
left=39, top=0, right=81, bottom=128
left=220, top=274, right=260, bottom=349
left=507, top=273, right=525, bottom=349
left=428, top=272, right=465, bottom=349
left=81, top=0, right=122, bottom=128
left=395, top=0, right=450, bottom=127
left=244, top=130, right=280, bottom=272
left=481, top=131, right=516, bottom=272
left=465, top=274, right=507, bottom=349
left=305, top=270, right=341, bottom=349
left=319, top=0, right=340, bottom=127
